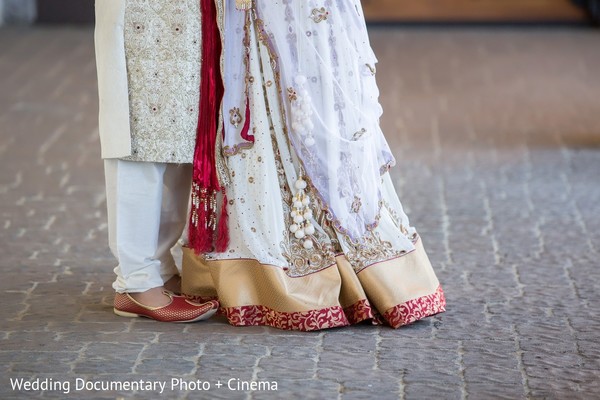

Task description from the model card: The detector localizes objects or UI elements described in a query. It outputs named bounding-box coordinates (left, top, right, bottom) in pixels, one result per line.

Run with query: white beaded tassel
left=289, top=177, right=314, bottom=249
left=290, top=75, right=316, bottom=147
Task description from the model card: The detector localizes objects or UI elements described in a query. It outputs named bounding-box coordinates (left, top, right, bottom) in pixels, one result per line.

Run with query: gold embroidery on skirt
left=310, top=7, right=329, bottom=23
left=236, top=0, right=252, bottom=11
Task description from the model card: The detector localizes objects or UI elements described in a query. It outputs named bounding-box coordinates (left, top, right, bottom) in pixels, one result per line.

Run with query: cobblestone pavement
left=1, top=25, right=599, bottom=400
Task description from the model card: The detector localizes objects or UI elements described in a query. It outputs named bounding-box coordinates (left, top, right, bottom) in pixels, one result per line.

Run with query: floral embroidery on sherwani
left=123, top=1, right=201, bottom=163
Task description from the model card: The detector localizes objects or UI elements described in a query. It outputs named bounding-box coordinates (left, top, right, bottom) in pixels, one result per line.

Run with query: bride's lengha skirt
left=182, top=11, right=446, bottom=332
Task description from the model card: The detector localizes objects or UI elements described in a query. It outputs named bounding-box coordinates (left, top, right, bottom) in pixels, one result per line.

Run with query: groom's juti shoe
left=114, top=291, right=218, bottom=323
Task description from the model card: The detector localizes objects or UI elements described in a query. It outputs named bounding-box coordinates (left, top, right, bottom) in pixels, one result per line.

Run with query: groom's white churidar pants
left=104, top=159, right=192, bottom=293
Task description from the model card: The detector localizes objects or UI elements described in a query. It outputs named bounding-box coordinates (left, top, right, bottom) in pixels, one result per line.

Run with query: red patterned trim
left=184, top=294, right=219, bottom=304
left=383, top=285, right=446, bottom=329
left=343, top=299, right=376, bottom=325
left=224, top=304, right=350, bottom=331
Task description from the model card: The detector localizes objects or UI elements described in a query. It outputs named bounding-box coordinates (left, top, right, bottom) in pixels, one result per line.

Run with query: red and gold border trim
left=384, top=285, right=446, bottom=329
left=212, top=286, right=445, bottom=331
left=224, top=304, right=349, bottom=331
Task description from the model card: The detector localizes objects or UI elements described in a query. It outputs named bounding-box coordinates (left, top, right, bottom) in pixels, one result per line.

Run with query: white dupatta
left=223, top=0, right=395, bottom=242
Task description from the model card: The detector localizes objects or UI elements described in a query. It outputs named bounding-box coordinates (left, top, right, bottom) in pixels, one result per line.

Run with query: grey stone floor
left=1, top=25, right=599, bottom=399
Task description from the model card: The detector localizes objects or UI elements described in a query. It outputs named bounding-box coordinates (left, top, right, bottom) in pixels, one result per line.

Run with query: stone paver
left=1, top=25, right=599, bottom=399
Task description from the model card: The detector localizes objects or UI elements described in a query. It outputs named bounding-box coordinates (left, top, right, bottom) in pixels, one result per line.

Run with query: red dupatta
left=188, top=0, right=228, bottom=253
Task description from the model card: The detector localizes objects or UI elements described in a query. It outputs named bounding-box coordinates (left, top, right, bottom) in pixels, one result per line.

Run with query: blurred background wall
left=362, top=0, right=589, bottom=22
left=0, top=0, right=596, bottom=25
left=35, top=0, right=94, bottom=24
left=0, top=0, right=36, bottom=25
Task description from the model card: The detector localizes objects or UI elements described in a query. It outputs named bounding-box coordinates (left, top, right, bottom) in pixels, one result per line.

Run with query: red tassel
left=215, top=190, right=230, bottom=252
left=188, top=193, right=213, bottom=253
left=197, top=208, right=213, bottom=253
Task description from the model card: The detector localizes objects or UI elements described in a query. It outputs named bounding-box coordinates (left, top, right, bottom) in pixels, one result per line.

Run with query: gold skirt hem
left=182, top=237, right=446, bottom=331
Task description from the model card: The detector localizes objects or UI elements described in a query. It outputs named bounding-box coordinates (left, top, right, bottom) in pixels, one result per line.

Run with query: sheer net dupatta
left=252, top=0, right=396, bottom=242
left=219, top=0, right=399, bottom=242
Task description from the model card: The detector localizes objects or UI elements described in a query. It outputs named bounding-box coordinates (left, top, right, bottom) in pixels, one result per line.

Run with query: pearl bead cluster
left=290, top=75, right=316, bottom=147
left=289, top=178, right=315, bottom=249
